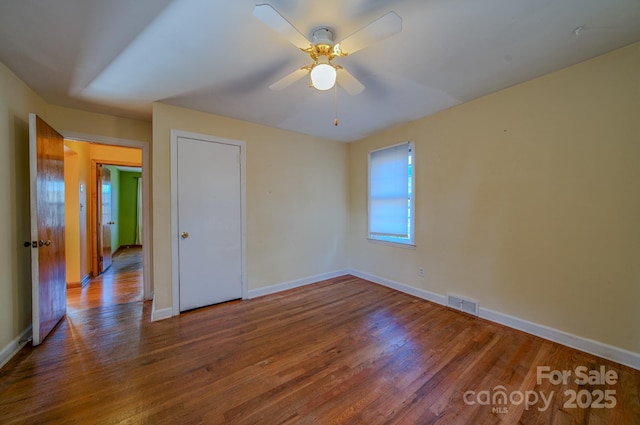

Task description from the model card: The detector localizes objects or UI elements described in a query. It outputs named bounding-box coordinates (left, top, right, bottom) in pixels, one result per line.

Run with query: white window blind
left=368, top=142, right=413, bottom=242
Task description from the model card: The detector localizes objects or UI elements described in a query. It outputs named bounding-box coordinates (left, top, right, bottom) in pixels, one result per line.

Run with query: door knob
left=181, top=232, right=189, bottom=239
left=108, top=221, right=115, bottom=225
left=38, top=240, right=51, bottom=247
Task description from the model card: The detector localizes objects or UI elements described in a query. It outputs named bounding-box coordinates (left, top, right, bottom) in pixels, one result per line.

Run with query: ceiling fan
left=253, top=4, right=402, bottom=95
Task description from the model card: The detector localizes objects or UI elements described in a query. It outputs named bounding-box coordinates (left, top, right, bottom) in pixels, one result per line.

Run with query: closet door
left=176, top=135, right=243, bottom=311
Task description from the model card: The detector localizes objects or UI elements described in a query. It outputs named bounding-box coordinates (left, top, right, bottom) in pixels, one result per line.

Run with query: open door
left=29, top=114, right=66, bottom=346
left=97, top=165, right=113, bottom=273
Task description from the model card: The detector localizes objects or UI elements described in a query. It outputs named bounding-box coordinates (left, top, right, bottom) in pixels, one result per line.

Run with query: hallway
left=67, top=246, right=143, bottom=311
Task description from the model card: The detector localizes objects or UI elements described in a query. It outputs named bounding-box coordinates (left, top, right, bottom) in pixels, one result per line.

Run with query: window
left=368, top=141, right=414, bottom=245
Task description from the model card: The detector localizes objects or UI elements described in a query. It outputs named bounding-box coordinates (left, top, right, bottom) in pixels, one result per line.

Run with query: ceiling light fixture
left=310, top=57, right=337, bottom=91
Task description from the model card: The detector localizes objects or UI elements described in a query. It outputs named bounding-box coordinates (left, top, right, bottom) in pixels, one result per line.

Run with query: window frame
left=367, top=141, right=415, bottom=247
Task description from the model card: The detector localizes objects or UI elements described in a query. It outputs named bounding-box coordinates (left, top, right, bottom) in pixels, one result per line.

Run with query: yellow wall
left=0, top=62, right=47, bottom=353
left=47, top=105, right=151, bottom=143
left=0, top=61, right=151, bottom=356
left=64, top=140, right=91, bottom=283
left=152, top=103, right=349, bottom=310
left=349, top=43, right=640, bottom=353
left=89, top=144, right=142, bottom=164
left=64, top=148, right=81, bottom=285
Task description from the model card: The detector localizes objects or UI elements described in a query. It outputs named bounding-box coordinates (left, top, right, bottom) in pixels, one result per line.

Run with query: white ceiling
left=0, top=0, right=638, bottom=142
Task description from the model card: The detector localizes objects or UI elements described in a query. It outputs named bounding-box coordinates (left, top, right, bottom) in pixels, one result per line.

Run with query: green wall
left=118, top=171, right=142, bottom=247
left=104, top=167, right=140, bottom=251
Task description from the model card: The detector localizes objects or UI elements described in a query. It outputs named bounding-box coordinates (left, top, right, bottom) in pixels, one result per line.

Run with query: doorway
left=62, top=136, right=150, bottom=311
left=170, top=130, right=248, bottom=315
left=68, top=161, right=143, bottom=311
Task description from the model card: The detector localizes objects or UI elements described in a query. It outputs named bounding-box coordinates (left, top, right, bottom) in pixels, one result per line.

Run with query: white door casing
left=98, top=165, right=113, bottom=273
left=61, top=131, right=152, bottom=303
left=170, top=130, right=247, bottom=314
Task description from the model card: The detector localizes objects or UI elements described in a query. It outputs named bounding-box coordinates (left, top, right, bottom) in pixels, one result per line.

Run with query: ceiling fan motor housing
left=307, top=27, right=344, bottom=62
left=312, top=28, right=335, bottom=46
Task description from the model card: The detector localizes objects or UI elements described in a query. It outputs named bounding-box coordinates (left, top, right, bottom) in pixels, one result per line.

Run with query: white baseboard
left=349, top=269, right=447, bottom=305
left=247, top=269, right=349, bottom=299
left=0, top=325, right=32, bottom=370
left=151, top=297, right=174, bottom=322
left=349, top=269, right=640, bottom=371
left=479, top=307, right=640, bottom=370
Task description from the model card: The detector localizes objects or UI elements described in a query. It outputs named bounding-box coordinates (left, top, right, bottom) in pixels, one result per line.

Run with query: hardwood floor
left=67, top=246, right=144, bottom=311
left=1, top=271, right=638, bottom=424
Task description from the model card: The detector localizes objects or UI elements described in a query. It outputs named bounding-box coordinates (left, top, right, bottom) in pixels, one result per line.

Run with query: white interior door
left=177, top=135, right=243, bottom=311
left=98, top=165, right=113, bottom=273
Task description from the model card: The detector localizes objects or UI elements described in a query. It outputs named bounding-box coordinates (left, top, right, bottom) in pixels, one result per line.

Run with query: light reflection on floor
left=67, top=246, right=144, bottom=312
left=62, top=246, right=146, bottom=363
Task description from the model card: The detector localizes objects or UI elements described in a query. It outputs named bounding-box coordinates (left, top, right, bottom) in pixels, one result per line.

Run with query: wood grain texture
left=34, top=115, right=66, bottom=344
left=67, top=246, right=144, bottom=310
left=2, top=259, right=638, bottom=424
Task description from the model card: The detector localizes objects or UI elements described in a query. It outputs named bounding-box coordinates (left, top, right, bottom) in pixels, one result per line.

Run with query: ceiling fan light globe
left=310, top=63, right=337, bottom=91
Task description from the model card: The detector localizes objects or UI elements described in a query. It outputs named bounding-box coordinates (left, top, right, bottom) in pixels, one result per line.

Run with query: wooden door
left=98, top=165, right=113, bottom=273
left=29, top=114, right=66, bottom=346
left=177, top=136, right=243, bottom=311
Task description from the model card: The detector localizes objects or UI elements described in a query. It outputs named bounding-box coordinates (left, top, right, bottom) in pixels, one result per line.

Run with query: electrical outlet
left=419, top=267, right=425, bottom=277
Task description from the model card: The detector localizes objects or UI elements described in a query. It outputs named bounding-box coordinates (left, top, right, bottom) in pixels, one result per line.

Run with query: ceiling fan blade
left=337, top=68, right=365, bottom=95
left=269, top=68, right=309, bottom=91
left=253, top=4, right=310, bottom=49
left=337, top=11, right=402, bottom=55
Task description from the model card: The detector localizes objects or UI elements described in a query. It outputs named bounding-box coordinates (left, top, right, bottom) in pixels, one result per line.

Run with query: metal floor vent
left=447, top=293, right=479, bottom=316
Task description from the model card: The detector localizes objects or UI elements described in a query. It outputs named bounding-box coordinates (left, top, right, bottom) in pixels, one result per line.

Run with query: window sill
left=367, top=238, right=416, bottom=250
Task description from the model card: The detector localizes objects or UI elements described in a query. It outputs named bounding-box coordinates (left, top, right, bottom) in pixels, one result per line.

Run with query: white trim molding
left=349, top=269, right=640, bottom=371
left=350, top=269, right=446, bottom=306
left=248, top=270, right=349, bottom=299
left=61, top=130, right=153, bottom=302
left=0, top=326, right=32, bottom=370
left=479, top=308, right=640, bottom=371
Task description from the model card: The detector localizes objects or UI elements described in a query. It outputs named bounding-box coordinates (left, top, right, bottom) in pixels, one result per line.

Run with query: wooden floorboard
left=67, top=246, right=144, bottom=311
left=1, top=256, right=638, bottom=424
